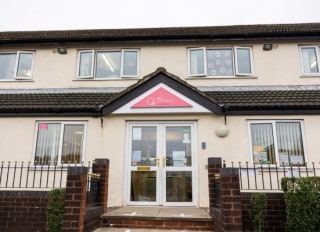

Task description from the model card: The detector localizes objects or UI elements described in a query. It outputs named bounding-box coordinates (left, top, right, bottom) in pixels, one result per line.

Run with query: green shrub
left=250, top=192, right=267, bottom=232
left=47, top=188, right=66, bottom=232
left=281, top=177, right=320, bottom=232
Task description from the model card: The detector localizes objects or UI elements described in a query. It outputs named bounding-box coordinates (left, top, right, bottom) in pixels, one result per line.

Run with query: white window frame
left=121, top=49, right=140, bottom=78
left=234, top=46, right=254, bottom=76
left=77, top=50, right=95, bottom=78
left=188, top=46, right=253, bottom=77
left=299, top=45, right=320, bottom=75
left=247, top=120, right=306, bottom=166
left=77, top=49, right=139, bottom=79
left=32, top=121, right=87, bottom=166
left=0, top=51, right=35, bottom=80
left=188, top=47, right=206, bottom=77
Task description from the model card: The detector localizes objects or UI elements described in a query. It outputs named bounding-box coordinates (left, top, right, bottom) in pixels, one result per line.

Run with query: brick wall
left=208, top=157, right=287, bottom=232
left=0, top=159, right=110, bottom=232
left=0, top=191, right=49, bottom=232
left=241, top=192, right=286, bottom=232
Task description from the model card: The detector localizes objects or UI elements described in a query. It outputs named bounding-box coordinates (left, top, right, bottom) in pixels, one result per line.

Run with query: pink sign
left=132, top=87, right=192, bottom=108
left=39, top=123, right=48, bottom=130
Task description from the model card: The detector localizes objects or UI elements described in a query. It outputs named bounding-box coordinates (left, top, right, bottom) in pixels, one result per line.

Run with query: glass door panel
left=131, top=171, right=156, bottom=202
left=165, top=126, right=192, bottom=167
left=164, top=125, right=194, bottom=205
left=129, top=126, right=158, bottom=204
left=166, top=171, right=192, bottom=202
left=131, top=126, right=157, bottom=166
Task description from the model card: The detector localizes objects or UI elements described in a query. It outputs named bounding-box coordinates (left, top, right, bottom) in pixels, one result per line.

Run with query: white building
left=0, top=23, right=320, bottom=208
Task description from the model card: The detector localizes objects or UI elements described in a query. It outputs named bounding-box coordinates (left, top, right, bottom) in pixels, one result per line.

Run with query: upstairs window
left=77, top=49, right=139, bottom=79
left=0, top=51, right=35, bottom=80
left=248, top=121, right=305, bottom=166
left=188, top=47, right=253, bottom=77
left=34, top=122, right=86, bottom=166
left=300, top=46, right=320, bottom=74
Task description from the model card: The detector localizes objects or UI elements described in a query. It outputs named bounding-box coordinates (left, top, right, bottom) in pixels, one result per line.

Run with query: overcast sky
left=0, top=0, right=320, bottom=31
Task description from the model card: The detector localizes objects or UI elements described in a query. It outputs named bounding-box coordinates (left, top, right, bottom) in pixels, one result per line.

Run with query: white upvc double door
left=126, top=122, right=197, bottom=206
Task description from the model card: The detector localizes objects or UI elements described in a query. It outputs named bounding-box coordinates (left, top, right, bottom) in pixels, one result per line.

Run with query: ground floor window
left=34, top=121, right=86, bottom=165
left=248, top=120, right=305, bottom=165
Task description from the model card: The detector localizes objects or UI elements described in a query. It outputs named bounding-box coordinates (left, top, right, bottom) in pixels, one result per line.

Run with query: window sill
left=300, top=75, right=320, bottom=78
left=186, top=76, right=257, bottom=80
left=73, top=77, right=140, bottom=81
left=0, top=79, right=34, bottom=82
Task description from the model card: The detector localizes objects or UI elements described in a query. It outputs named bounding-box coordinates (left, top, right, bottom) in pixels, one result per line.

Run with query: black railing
left=0, top=161, right=92, bottom=189
left=86, top=173, right=101, bottom=206
left=213, top=173, right=221, bottom=206
left=224, top=161, right=320, bottom=191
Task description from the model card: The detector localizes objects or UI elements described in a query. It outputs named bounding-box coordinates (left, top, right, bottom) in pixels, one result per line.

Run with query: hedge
left=47, top=188, right=66, bottom=232
left=281, top=176, right=320, bottom=232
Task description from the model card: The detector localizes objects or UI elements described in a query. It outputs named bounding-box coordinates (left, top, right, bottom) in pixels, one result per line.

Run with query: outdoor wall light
left=216, top=104, right=229, bottom=137
left=215, top=125, right=229, bottom=137
left=263, top=44, right=273, bottom=51
left=57, top=47, right=67, bottom=54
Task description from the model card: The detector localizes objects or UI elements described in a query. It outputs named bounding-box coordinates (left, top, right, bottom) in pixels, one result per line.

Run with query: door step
left=100, top=206, right=214, bottom=231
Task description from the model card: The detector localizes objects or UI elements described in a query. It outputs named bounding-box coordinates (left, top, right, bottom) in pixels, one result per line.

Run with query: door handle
left=156, top=158, right=160, bottom=167
left=162, top=157, right=167, bottom=167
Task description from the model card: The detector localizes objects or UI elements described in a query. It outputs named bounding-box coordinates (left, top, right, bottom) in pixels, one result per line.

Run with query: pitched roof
left=204, top=89, right=320, bottom=114
left=1, top=75, right=320, bottom=116
left=101, top=67, right=222, bottom=115
left=0, top=90, right=116, bottom=116
left=1, top=23, right=320, bottom=45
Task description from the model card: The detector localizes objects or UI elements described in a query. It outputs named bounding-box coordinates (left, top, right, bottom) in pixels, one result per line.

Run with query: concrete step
left=94, top=229, right=212, bottom=232
left=99, top=206, right=214, bottom=231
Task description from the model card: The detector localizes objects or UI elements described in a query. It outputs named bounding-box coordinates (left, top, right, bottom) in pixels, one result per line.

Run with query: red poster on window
left=132, top=87, right=192, bottom=108
left=39, top=123, right=48, bottom=130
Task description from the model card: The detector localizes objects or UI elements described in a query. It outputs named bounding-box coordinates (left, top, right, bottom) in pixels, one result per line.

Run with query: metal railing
left=224, top=161, right=320, bottom=191
left=86, top=173, right=101, bottom=206
left=0, top=161, right=92, bottom=189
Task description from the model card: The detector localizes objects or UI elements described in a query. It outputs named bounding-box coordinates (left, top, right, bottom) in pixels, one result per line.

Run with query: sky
left=0, top=0, right=320, bottom=31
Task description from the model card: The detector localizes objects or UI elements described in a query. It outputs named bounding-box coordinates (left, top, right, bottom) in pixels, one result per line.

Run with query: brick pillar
left=92, top=159, right=109, bottom=211
left=220, top=168, right=242, bottom=232
left=208, top=157, right=222, bottom=211
left=63, top=166, right=88, bottom=232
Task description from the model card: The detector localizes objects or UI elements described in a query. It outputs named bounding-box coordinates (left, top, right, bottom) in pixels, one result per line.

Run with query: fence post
left=220, top=168, right=242, bottom=232
left=208, top=158, right=242, bottom=232
left=92, top=159, right=109, bottom=211
left=63, top=166, right=88, bottom=232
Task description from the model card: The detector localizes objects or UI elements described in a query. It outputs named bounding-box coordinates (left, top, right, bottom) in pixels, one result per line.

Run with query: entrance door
left=127, top=122, right=196, bottom=206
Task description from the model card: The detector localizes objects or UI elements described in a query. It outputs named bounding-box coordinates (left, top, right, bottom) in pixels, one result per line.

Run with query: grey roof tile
left=1, top=23, right=320, bottom=44
left=1, top=88, right=320, bottom=115
left=204, top=89, right=320, bottom=109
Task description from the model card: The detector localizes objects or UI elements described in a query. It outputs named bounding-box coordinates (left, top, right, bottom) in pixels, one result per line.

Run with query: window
left=77, top=49, right=139, bottom=79
left=0, top=51, right=35, bottom=80
left=34, top=122, right=86, bottom=165
left=300, top=46, right=320, bottom=74
left=249, top=121, right=305, bottom=165
left=188, top=47, right=253, bottom=77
